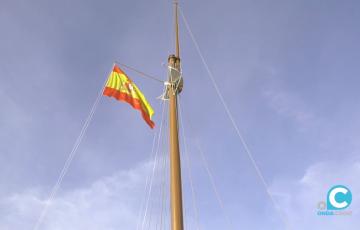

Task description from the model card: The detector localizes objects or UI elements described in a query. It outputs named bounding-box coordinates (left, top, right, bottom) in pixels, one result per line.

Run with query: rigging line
left=196, top=138, right=235, bottom=230
left=136, top=105, right=162, bottom=230
left=159, top=112, right=169, bottom=230
left=32, top=68, right=109, bottom=230
left=154, top=102, right=169, bottom=230
left=147, top=102, right=168, bottom=229
left=178, top=98, right=201, bottom=230
left=158, top=103, right=170, bottom=230
left=154, top=108, right=168, bottom=230
left=159, top=145, right=167, bottom=230
left=184, top=195, right=188, bottom=230
left=141, top=102, right=167, bottom=230
left=158, top=154, right=166, bottom=230
left=115, top=61, right=165, bottom=83
left=179, top=99, right=234, bottom=230
left=144, top=106, right=166, bottom=230
left=145, top=104, right=165, bottom=230
left=163, top=134, right=170, bottom=230
left=179, top=8, right=291, bottom=229
left=145, top=106, right=168, bottom=230
left=166, top=142, right=170, bottom=230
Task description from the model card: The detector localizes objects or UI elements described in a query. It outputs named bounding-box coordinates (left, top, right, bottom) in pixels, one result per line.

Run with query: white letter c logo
left=329, top=187, right=348, bottom=209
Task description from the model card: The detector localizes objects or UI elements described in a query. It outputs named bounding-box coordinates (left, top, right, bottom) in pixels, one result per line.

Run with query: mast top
left=174, top=0, right=180, bottom=58
left=167, top=0, right=183, bottom=94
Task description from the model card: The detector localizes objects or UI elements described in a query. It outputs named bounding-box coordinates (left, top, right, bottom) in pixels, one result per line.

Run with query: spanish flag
left=103, top=65, right=155, bottom=129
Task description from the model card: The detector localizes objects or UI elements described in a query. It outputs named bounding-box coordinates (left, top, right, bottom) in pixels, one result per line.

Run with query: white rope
left=196, top=138, right=235, bottom=229
left=115, top=61, right=165, bottom=83
left=136, top=126, right=159, bottom=230
left=178, top=99, right=201, bottom=230
left=141, top=102, right=167, bottom=230
left=158, top=155, right=167, bottom=230
left=159, top=114, right=169, bottom=230
left=179, top=8, right=291, bottom=229
left=179, top=101, right=234, bottom=229
left=154, top=109, right=168, bottom=230
left=33, top=71, right=109, bottom=230
left=183, top=197, right=189, bottom=230
left=163, top=141, right=170, bottom=230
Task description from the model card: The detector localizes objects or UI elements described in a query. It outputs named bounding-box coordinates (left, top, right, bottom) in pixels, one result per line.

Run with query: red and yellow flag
left=103, top=65, right=155, bottom=129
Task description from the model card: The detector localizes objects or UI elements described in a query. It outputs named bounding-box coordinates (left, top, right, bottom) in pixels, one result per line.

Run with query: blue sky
left=1, top=0, right=360, bottom=229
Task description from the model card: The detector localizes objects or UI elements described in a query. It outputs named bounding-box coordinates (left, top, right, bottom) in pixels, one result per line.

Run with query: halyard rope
left=158, top=116, right=169, bottom=230
left=115, top=61, right=165, bottom=83
left=32, top=67, right=109, bottom=230
left=178, top=99, right=201, bottom=230
left=179, top=7, right=291, bottom=230
left=136, top=116, right=160, bottom=230
left=141, top=102, right=167, bottom=230
left=179, top=99, right=234, bottom=230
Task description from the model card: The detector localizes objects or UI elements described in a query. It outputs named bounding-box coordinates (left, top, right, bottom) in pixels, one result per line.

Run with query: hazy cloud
left=269, top=160, right=360, bottom=230
left=0, top=160, right=154, bottom=230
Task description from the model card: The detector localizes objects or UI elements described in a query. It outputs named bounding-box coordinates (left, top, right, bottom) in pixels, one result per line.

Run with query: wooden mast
left=168, top=1, right=184, bottom=230
left=174, top=0, right=180, bottom=58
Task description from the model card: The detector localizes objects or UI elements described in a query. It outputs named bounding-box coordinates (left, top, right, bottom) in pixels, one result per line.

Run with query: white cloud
left=0, top=160, right=160, bottom=230
left=269, top=160, right=360, bottom=230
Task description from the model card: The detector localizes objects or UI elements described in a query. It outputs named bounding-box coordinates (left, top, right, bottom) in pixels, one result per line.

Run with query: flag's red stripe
left=113, top=65, right=125, bottom=75
left=103, top=87, right=155, bottom=129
